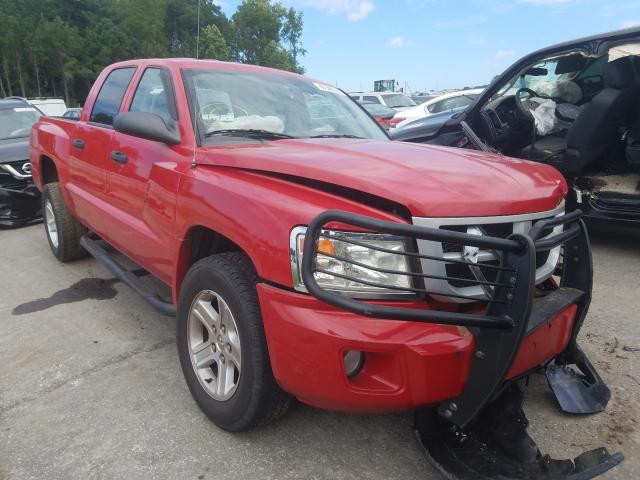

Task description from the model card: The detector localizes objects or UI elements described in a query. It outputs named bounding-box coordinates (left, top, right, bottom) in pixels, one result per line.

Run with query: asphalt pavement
left=1, top=221, right=638, bottom=480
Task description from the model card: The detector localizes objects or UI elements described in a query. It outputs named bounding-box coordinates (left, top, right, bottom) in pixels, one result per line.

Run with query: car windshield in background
left=0, top=107, right=41, bottom=140
left=383, top=94, right=416, bottom=108
left=182, top=69, right=388, bottom=142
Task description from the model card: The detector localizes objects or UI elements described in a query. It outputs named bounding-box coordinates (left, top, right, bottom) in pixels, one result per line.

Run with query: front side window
left=130, top=68, right=176, bottom=125
left=183, top=69, right=388, bottom=142
left=363, top=95, right=381, bottom=104
left=90, top=67, right=136, bottom=126
left=0, top=106, right=41, bottom=139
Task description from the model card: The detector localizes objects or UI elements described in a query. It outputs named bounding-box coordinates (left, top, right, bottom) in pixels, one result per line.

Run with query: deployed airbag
left=530, top=97, right=557, bottom=135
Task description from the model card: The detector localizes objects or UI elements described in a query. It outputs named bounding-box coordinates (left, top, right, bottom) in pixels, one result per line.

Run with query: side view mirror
left=113, top=112, right=180, bottom=145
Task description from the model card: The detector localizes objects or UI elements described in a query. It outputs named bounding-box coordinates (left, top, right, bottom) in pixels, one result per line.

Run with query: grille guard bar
left=301, top=208, right=590, bottom=428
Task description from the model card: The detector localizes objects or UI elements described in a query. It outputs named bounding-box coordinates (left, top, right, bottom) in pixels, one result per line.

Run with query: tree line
left=0, top=0, right=305, bottom=105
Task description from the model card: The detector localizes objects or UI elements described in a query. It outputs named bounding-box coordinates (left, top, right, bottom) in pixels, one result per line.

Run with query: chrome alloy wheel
left=187, top=290, right=242, bottom=401
left=44, top=198, right=59, bottom=248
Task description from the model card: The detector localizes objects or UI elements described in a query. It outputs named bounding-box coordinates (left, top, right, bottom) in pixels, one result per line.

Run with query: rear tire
left=177, top=252, right=291, bottom=432
left=42, top=182, right=88, bottom=262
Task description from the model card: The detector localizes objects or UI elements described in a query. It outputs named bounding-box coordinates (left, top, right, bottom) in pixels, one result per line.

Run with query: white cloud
left=620, top=19, right=640, bottom=29
left=287, top=0, right=375, bottom=22
left=495, top=49, right=516, bottom=58
left=386, top=36, right=414, bottom=48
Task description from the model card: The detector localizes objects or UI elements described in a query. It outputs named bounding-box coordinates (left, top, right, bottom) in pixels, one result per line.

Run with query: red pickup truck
left=29, top=59, right=622, bottom=479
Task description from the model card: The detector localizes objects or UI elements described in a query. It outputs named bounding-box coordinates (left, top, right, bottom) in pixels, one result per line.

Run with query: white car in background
left=349, top=92, right=417, bottom=111
left=27, top=98, right=68, bottom=117
left=391, top=88, right=483, bottom=130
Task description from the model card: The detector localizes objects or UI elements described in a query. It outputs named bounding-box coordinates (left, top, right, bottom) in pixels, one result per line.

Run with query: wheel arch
left=173, top=225, right=258, bottom=304
left=39, top=155, right=59, bottom=185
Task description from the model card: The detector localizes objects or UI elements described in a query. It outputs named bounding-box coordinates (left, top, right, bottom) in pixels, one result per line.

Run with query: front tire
left=42, top=182, right=88, bottom=262
left=177, top=252, right=291, bottom=432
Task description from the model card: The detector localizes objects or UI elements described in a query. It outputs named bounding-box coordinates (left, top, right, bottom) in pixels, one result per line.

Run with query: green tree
left=232, top=0, right=304, bottom=72
left=31, top=17, right=79, bottom=104
left=0, top=0, right=305, bottom=104
left=199, top=24, right=230, bottom=60
left=281, top=7, right=305, bottom=70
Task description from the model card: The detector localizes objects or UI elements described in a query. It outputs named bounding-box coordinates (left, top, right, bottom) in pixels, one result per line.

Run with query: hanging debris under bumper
left=415, top=385, right=623, bottom=480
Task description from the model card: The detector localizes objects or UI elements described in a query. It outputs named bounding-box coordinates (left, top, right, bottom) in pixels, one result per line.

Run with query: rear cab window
left=90, top=67, right=136, bottom=126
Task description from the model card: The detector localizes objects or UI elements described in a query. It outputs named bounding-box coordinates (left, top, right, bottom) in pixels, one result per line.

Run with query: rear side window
left=130, top=68, right=177, bottom=125
left=363, top=95, right=380, bottom=104
left=90, top=67, right=136, bottom=126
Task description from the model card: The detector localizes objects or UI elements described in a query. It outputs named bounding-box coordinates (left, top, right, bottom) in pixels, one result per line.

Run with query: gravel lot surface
left=1, top=221, right=638, bottom=480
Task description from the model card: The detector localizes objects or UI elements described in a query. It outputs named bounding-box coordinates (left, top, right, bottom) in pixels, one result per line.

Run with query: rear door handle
left=110, top=151, right=128, bottom=165
left=72, top=139, right=85, bottom=150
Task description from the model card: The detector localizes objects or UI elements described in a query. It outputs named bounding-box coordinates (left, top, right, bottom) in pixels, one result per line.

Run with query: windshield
left=490, top=56, right=589, bottom=104
left=0, top=107, right=41, bottom=139
left=383, top=94, right=416, bottom=108
left=183, top=69, right=388, bottom=142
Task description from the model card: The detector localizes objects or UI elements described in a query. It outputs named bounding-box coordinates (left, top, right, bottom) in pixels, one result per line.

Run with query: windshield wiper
left=307, top=134, right=364, bottom=139
left=205, top=129, right=297, bottom=140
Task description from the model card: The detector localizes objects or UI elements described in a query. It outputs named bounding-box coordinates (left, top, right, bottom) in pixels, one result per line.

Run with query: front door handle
left=110, top=151, right=128, bottom=165
left=72, top=139, right=85, bottom=150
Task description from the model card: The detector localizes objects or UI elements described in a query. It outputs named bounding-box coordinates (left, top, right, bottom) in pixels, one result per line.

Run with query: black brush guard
left=301, top=209, right=623, bottom=480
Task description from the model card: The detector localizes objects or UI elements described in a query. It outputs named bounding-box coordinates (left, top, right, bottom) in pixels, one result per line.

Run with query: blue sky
left=218, top=0, right=640, bottom=92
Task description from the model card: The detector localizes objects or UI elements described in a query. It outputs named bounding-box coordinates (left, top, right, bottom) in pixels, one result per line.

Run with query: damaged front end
left=0, top=160, right=42, bottom=228
left=301, top=209, right=623, bottom=480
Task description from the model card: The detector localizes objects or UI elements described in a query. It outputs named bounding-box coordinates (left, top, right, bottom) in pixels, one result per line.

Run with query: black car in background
left=393, top=27, right=640, bottom=225
left=359, top=100, right=400, bottom=130
left=0, top=97, right=42, bottom=227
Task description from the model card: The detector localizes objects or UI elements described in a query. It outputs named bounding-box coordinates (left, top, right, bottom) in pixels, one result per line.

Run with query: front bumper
left=259, top=283, right=579, bottom=413
left=0, top=182, right=41, bottom=227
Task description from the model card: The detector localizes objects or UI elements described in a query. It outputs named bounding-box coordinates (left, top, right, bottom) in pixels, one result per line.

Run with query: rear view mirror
left=524, top=67, right=548, bottom=77
left=113, top=112, right=180, bottom=145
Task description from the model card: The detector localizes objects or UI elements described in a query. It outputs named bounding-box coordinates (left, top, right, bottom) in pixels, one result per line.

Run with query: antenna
left=191, top=0, right=202, bottom=169
left=195, top=0, right=202, bottom=60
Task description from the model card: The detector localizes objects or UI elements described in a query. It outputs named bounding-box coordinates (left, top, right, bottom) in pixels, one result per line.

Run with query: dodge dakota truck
left=30, top=59, right=622, bottom=479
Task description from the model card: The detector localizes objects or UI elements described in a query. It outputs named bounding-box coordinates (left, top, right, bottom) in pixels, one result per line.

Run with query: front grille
left=0, top=160, right=31, bottom=184
left=0, top=173, right=29, bottom=189
left=413, top=204, right=565, bottom=303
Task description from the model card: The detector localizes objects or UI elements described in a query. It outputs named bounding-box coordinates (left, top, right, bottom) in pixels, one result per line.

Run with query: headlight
left=290, top=227, right=412, bottom=298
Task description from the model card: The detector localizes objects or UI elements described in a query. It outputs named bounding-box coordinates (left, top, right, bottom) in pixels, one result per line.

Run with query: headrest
left=604, top=57, right=636, bottom=89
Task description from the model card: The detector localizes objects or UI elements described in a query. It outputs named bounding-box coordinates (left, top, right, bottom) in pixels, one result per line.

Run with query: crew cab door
left=103, top=66, right=182, bottom=283
left=68, top=67, right=136, bottom=229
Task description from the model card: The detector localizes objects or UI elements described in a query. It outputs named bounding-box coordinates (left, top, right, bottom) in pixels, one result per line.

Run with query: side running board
left=80, top=233, right=176, bottom=316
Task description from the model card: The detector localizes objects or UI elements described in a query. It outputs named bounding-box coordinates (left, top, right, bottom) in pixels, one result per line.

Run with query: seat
left=527, top=57, right=639, bottom=175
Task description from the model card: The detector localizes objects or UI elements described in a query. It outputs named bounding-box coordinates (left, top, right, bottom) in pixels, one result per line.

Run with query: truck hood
left=199, top=139, right=566, bottom=217
left=0, top=137, right=29, bottom=164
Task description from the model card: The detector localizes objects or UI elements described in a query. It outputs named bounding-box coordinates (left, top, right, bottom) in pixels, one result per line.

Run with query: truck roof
left=106, top=58, right=308, bottom=80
